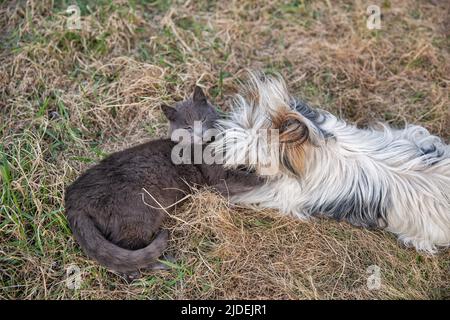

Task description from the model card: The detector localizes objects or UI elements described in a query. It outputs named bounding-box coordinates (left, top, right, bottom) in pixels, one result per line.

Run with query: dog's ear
left=193, top=85, right=207, bottom=105
left=161, top=104, right=177, bottom=121
left=276, top=113, right=311, bottom=176
left=278, top=114, right=309, bottom=145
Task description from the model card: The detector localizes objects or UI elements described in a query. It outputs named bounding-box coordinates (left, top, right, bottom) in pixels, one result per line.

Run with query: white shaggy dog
left=213, top=73, right=450, bottom=253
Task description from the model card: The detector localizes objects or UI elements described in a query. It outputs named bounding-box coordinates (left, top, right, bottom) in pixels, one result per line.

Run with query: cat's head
left=161, top=86, right=219, bottom=145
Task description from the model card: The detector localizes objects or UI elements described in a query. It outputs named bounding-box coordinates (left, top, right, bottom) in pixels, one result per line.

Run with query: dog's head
left=213, top=72, right=322, bottom=177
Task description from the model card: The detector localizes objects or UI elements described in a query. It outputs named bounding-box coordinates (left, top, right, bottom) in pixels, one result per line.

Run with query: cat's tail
left=67, top=209, right=168, bottom=273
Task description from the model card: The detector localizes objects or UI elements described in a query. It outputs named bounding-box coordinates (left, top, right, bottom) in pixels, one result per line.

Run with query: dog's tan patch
left=281, top=141, right=311, bottom=175
left=271, top=110, right=311, bottom=175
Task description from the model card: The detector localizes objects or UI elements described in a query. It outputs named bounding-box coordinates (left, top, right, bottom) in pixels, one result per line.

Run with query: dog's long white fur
left=213, top=73, right=450, bottom=253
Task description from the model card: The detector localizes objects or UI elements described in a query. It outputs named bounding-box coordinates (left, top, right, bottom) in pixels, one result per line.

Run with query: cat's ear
left=161, top=104, right=177, bottom=121
left=193, top=85, right=207, bottom=105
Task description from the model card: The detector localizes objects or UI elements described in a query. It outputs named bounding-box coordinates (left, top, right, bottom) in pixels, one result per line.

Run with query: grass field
left=0, top=0, right=449, bottom=299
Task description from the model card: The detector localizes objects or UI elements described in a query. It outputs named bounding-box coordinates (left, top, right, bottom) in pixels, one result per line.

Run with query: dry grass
left=0, top=0, right=449, bottom=299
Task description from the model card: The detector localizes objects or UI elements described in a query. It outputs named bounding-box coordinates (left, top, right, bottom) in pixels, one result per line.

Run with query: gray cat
left=64, top=86, right=262, bottom=276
